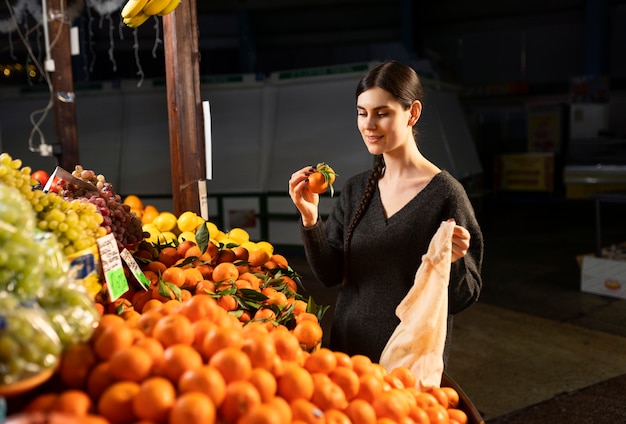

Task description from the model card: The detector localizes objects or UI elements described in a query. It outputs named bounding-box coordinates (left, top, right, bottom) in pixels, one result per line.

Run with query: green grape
left=0, top=296, right=62, bottom=385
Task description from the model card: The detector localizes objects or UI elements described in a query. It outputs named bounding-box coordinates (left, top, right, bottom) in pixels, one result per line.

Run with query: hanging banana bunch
left=121, top=0, right=182, bottom=28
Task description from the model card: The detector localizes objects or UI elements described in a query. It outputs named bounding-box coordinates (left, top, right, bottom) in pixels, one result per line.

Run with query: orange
left=220, top=380, right=262, bottom=424
left=311, top=373, right=348, bottom=411
left=428, top=386, right=449, bottom=408
left=145, top=260, right=167, bottom=275
left=409, top=406, right=431, bottom=424
left=372, top=388, right=411, bottom=421
left=158, top=247, right=181, bottom=268
left=158, top=343, right=204, bottom=384
left=292, top=320, right=323, bottom=351
left=323, top=408, right=351, bottom=424
left=132, top=376, right=176, bottom=421
left=344, top=398, right=377, bottom=424
left=304, top=347, right=337, bottom=375
left=289, top=398, right=324, bottom=424
left=182, top=267, right=203, bottom=289
left=176, top=240, right=197, bottom=257
left=276, top=363, right=314, bottom=402
left=161, top=266, right=186, bottom=288
left=212, top=261, right=239, bottom=283
left=269, top=253, right=289, bottom=269
left=294, top=312, right=319, bottom=324
left=109, top=345, right=153, bottom=382
left=354, top=372, right=384, bottom=403
left=123, top=194, right=143, bottom=210
left=441, top=386, right=460, bottom=408
left=265, top=396, right=292, bottom=422
left=425, top=404, right=450, bottom=424
left=93, top=323, right=135, bottom=361
left=241, top=333, right=277, bottom=370
left=333, top=351, right=353, bottom=369
left=91, top=313, right=126, bottom=342
left=208, top=346, right=253, bottom=383
left=97, top=380, right=141, bottom=424
left=135, top=308, right=165, bottom=336
left=201, top=324, right=244, bottom=360
left=24, top=393, right=58, bottom=413
left=178, top=364, right=227, bottom=407
left=329, top=366, right=360, bottom=401
left=238, top=403, right=284, bottom=424
left=248, top=367, right=277, bottom=402
left=170, top=391, right=216, bottom=424
left=217, top=293, right=238, bottom=311
left=281, top=275, right=299, bottom=293
left=350, top=354, right=374, bottom=376
left=53, top=389, right=93, bottom=416
left=58, top=342, right=97, bottom=389
left=86, top=362, right=116, bottom=400
left=247, top=248, right=270, bottom=267
left=195, top=279, right=216, bottom=295
left=152, top=313, right=194, bottom=347
left=271, top=327, right=301, bottom=362
left=133, top=336, right=165, bottom=370
left=141, top=298, right=165, bottom=314
left=447, top=408, right=469, bottom=424
left=191, top=319, right=216, bottom=352
left=290, top=299, right=308, bottom=316
left=389, top=366, right=417, bottom=389
left=413, top=391, right=439, bottom=410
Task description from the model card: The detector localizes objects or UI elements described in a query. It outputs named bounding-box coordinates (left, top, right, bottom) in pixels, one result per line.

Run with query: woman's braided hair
left=342, top=61, right=424, bottom=286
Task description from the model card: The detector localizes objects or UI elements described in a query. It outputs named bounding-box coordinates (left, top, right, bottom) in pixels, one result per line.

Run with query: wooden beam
left=47, top=0, right=79, bottom=169
left=162, top=2, right=206, bottom=216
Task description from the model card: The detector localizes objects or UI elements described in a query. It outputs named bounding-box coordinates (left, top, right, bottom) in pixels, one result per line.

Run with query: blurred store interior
left=2, top=1, right=626, bottom=421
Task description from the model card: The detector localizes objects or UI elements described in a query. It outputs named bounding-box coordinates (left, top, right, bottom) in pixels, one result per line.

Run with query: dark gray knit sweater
left=301, top=170, right=483, bottom=363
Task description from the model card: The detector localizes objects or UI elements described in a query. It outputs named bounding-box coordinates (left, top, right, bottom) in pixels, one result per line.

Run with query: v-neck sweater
left=301, top=170, right=484, bottom=362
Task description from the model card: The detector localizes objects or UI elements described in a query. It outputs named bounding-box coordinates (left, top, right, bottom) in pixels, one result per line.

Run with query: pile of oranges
left=9, top=210, right=471, bottom=423
left=20, top=293, right=468, bottom=424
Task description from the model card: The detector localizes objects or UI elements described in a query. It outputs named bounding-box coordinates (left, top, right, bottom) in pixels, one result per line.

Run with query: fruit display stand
left=1, top=155, right=484, bottom=424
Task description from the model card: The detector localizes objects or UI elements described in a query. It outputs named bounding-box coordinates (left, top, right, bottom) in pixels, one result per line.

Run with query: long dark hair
left=343, top=61, right=424, bottom=286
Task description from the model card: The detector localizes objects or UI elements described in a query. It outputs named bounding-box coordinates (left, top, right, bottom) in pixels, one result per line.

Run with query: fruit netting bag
left=379, top=220, right=455, bottom=390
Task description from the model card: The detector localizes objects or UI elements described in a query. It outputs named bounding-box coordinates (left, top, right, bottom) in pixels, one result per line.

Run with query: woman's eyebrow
left=356, top=104, right=389, bottom=110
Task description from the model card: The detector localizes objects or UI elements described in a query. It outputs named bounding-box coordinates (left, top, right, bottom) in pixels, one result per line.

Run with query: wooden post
left=47, top=0, right=79, bottom=169
left=162, top=1, right=206, bottom=216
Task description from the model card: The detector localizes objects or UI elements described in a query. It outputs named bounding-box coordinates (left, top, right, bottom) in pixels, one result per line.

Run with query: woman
left=288, top=60, right=483, bottom=364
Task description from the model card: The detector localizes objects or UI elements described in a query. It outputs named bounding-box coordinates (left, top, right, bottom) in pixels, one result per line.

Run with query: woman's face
left=356, top=86, right=420, bottom=156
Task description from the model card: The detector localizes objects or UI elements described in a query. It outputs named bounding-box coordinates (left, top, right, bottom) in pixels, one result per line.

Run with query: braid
left=343, top=155, right=385, bottom=287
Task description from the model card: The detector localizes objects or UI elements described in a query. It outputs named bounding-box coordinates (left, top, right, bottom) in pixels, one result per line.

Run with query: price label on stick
left=97, top=234, right=129, bottom=301
left=120, top=248, right=151, bottom=291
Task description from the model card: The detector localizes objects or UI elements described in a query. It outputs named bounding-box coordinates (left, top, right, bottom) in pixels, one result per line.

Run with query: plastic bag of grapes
left=0, top=292, right=62, bottom=390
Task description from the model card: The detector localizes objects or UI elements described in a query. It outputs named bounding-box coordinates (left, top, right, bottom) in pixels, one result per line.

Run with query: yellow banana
left=157, top=0, right=181, bottom=16
left=124, top=11, right=150, bottom=28
left=142, top=0, right=171, bottom=16
left=121, top=0, right=149, bottom=19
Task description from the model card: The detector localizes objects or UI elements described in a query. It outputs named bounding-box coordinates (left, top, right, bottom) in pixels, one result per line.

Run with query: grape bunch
left=0, top=293, right=62, bottom=385
left=60, top=165, right=145, bottom=251
left=0, top=153, right=105, bottom=256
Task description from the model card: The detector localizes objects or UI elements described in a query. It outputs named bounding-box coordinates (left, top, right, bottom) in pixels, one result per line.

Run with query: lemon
left=152, top=211, right=177, bottom=232
left=177, top=211, right=201, bottom=233
left=255, top=241, right=274, bottom=256
left=227, top=227, right=250, bottom=244
left=142, top=223, right=161, bottom=244
left=240, top=241, right=258, bottom=253
left=205, top=221, right=219, bottom=240
left=214, top=230, right=228, bottom=243
left=178, top=231, right=197, bottom=244
left=158, top=231, right=177, bottom=244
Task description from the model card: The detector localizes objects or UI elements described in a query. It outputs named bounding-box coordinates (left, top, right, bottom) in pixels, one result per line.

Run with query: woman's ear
left=409, top=100, right=422, bottom=126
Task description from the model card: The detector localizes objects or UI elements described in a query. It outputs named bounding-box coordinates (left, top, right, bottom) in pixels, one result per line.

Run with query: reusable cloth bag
left=379, top=220, right=455, bottom=390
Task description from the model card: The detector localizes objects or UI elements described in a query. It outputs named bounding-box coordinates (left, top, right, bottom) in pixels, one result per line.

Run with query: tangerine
left=152, top=313, right=194, bottom=347
left=97, top=381, right=141, bottom=424
left=220, top=380, right=262, bottom=424
left=178, top=364, right=227, bottom=407
left=208, top=346, right=253, bottom=383
left=132, top=376, right=176, bottom=422
left=169, top=391, right=216, bottom=424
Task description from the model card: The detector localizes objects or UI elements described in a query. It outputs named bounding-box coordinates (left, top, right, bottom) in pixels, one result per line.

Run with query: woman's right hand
left=289, top=166, right=320, bottom=227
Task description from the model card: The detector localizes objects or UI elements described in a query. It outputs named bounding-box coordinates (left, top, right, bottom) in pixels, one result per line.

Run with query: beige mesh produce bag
left=379, top=220, right=455, bottom=390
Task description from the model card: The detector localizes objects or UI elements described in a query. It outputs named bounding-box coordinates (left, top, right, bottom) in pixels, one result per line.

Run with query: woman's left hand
left=450, top=221, right=470, bottom=263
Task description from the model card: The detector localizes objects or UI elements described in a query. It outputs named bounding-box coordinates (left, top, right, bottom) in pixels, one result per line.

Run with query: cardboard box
left=494, top=153, right=554, bottom=192
left=580, top=252, right=626, bottom=300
